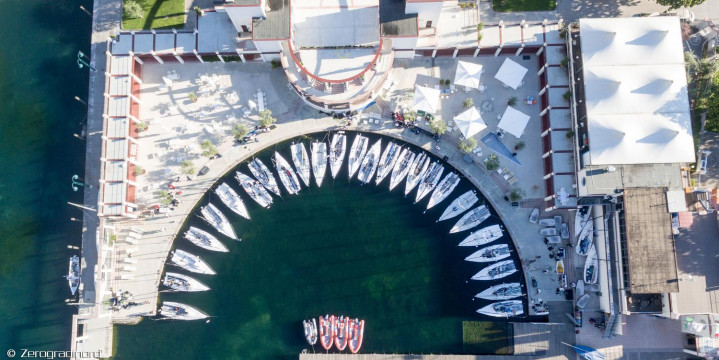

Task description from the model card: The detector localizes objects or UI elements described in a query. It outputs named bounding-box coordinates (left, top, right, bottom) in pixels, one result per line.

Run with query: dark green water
left=114, top=133, right=524, bottom=359
left=0, top=0, right=91, bottom=353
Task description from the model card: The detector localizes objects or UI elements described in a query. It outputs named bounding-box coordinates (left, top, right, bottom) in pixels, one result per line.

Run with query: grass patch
left=122, top=0, right=186, bottom=30
left=463, top=321, right=513, bottom=355
left=492, top=0, right=556, bottom=12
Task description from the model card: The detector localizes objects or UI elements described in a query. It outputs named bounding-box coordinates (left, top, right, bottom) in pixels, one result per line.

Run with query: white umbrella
left=454, top=61, right=484, bottom=89
left=413, top=85, right=441, bottom=114
left=497, top=106, right=530, bottom=138
left=453, top=107, right=486, bottom=138
left=494, top=58, right=528, bottom=89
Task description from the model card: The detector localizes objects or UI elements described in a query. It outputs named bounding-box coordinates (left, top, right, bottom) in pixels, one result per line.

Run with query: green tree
left=132, top=165, right=145, bottom=176
left=259, top=109, right=277, bottom=128
left=508, top=188, right=523, bottom=202
left=232, top=123, right=249, bottom=140
left=463, top=98, right=474, bottom=108
left=200, top=140, right=218, bottom=157
left=123, top=0, right=144, bottom=19
left=485, top=154, right=500, bottom=171
left=507, top=96, right=518, bottom=106
left=404, top=110, right=417, bottom=123
left=429, top=119, right=447, bottom=135
left=514, top=141, right=525, bottom=151
left=188, top=92, right=198, bottom=103
left=459, top=138, right=478, bottom=153
left=180, top=160, right=195, bottom=175
left=156, top=190, right=173, bottom=205
left=655, top=0, right=705, bottom=10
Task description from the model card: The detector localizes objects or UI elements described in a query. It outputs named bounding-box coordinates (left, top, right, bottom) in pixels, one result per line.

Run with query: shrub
left=259, top=109, right=277, bottom=128
left=463, top=98, right=474, bottom=108
left=508, top=96, right=518, bottom=106
left=566, top=130, right=575, bottom=139
left=429, top=119, right=447, bottom=135
left=123, top=0, right=144, bottom=19
left=188, top=92, right=198, bottom=103
left=200, top=139, right=218, bottom=157
left=132, top=165, right=145, bottom=176
left=477, top=22, right=484, bottom=31
left=136, top=121, right=148, bottom=132
left=404, top=110, right=417, bottom=123
left=485, top=154, right=500, bottom=171
left=563, top=91, right=572, bottom=101
left=459, top=138, right=478, bottom=154
left=232, top=123, right=249, bottom=140
left=180, top=160, right=195, bottom=175
left=156, top=190, right=173, bottom=205
left=271, top=60, right=281, bottom=69
left=514, top=141, right=525, bottom=151
left=559, top=27, right=568, bottom=39
left=508, top=188, right=523, bottom=202
left=560, top=57, right=570, bottom=68
left=193, top=6, right=203, bottom=17
left=477, top=33, right=483, bottom=42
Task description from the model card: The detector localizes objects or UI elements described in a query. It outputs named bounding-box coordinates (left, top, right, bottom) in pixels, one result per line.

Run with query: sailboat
left=162, top=272, right=210, bottom=292
left=311, top=141, right=328, bottom=187
left=584, top=244, right=599, bottom=284
left=329, top=131, right=346, bottom=179
left=183, top=226, right=229, bottom=252
left=472, top=259, right=517, bottom=280
left=576, top=229, right=594, bottom=256
left=458, top=224, right=504, bottom=246
left=405, top=153, right=430, bottom=196
left=477, top=300, right=524, bottom=318
left=426, top=172, right=460, bottom=209
left=347, top=134, right=368, bottom=179
left=170, top=249, right=216, bottom=275
left=357, top=140, right=382, bottom=184
left=290, top=143, right=311, bottom=187
left=465, top=244, right=511, bottom=263
left=475, top=283, right=522, bottom=300
left=65, top=255, right=80, bottom=296
left=450, top=205, right=490, bottom=233
left=214, top=182, right=250, bottom=220
left=375, top=141, right=401, bottom=185
left=159, top=301, right=209, bottom=320
left=200, top=203, right=238, bottom=240
left=235, top=171, right=272, bottom=208
left=415, top=162, right=444, bottom=203
left=248, top=158, right=281, bottom=196
left=574, top=206, right=591, bottom=237
left=274, top=151, right=301, bottom=195
left=388, top=148, right=415, bottom=191
left=576, top=218, right=594, bottom=250
left=438, top=190, right=478, bottom=221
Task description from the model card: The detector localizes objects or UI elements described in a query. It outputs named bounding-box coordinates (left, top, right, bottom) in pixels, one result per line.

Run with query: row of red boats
left=304, top=315, right=364, bottom=353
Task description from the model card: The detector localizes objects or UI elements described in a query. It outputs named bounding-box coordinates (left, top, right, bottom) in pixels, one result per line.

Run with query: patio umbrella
left=497, top=106, right=530, bottom=138
left=413, top=85, right=441, bottom=114
left=453, top=107, right=486, bottom=138
left=454, top=61, right=484, bottom=89
left=494, top=58, right=528, bottom=89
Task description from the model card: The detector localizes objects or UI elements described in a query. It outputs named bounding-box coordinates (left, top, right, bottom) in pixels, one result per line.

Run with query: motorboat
left=477, top=300, right=523, bottom=318
left=458, top=224, right=503, bottom=247
left=291, top=142, right=311, bottom=187
left=415, top=162, right=444, bottom=203
left=235, top=171, right=272, bottom=208
left=329, top=131, right=346, bottom=179
left=334, top=316, right=349, bottom=351
left=574, top=206, right=591, bottom=237
left=475, top=283, right=522, bottom=300
left=450, top=206, right=490, bottom=233
left=375, top=141, right=401, bottom=185
left=405, top=153, right=430, bottom=196
left=561, top=223, right=569, bottom=239
left=538, top=218, right=555, bottom=227
left=162, top=272, right=210, bottom=292
left=170, top=249, right=215, bottom=275
left=584, top=244, right=599, bottom=284
left=200, top=203, right=238, bottom=240
left=303, top=318, right=318, bottom=346
left=465, top=244, right=511, bottom=263
left=348, top=134, right=369, bottom=179
left=540, top=228, right=557, bottom=236
left=576, top=217, right=594, bottom=248
left=357, top=140, right=382, bottom=184
left=248, top=158, right=281, bottom=196
left=529, top=208, right=539, bottom=224
left=438, top=190, right=478, bottom=221
left=389, top=148, right=415, bottom=191
left=159, top=301, right=209, bottom=320
left=576, top=232, right=594, bottom=256
left=576, top=294, right=590, bottom=309
left=426, top=172, right=460, bottom=209
left=311, top=141, right=328, bottom=187
left=319, top=315, right=335, bottom=350
left=274, top=152, right=302, bottom=195
left=184, top=226, right=229, bottom=252
left=348, top=318, right=364, bottom=354
left=472, top=260, right=517, bottom=280
left=214, top=182, right=250, bottom=220
left=65, top=255, right=80, bottom=296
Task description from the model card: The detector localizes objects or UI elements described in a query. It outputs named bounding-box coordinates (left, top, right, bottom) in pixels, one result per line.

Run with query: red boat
left=348, top=318, right=364, bottom=354
left=334, top=316, right=349, bottom=351
left=319, top=315, right=335, bottom=350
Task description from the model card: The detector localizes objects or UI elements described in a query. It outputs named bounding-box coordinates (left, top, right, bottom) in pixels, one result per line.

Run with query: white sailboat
left=475, top=283, right=522, bottom=300
left=477, top=300, right=523, bottom=318
left=584, top=244, right=599, bottom=284
left=235, top=171, right=273, bottom=208
left=375, top=142, right=401, bottom=185
left=405, top=154, right=430, bottom=196
left=576, top=224, right=594, bottom=256
left=200, top=203, right=238, bottom=240
left=274, top=152, right=302, bottom=195
left=291, top=143, right=311, bottom=187
left=574, top=206, right=591, bottom=237
left=162, top=272, right=210, bottom=292
left=438, top=190, right=478, bottom=221
left=248, top=158, right=281, bottom=196
left=415, top=162, right=444, bottom=202
left=65, top=255, right=80, bottom=296
left=170, top=249, right=216, bottom=275
left=311, top=141, right=328, bottom=187
left=329, top=132, right=346, bottom=179
left=458, top=224, right=504, bottom=246
left=348, top=134, right=369, bottom=179
left=184, top=226, right=229, bottom=252
left=450, top=205, right=490, bottom=233
left=472, top=259, right=517, bottom=280
left=465, top=244, right=511, bottom=263
left=426, top=172, right=460, bottom=209
left=389, top=149, right=415, bottom=191
left=159, top=301, right=209, bottom=320
left=357, top=140, right=382, bottom=184
left=214, top=182, right=250, bottom=220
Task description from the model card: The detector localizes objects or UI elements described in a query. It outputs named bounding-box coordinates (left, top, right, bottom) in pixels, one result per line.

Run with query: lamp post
left=77, top=51, right=96, bottom=71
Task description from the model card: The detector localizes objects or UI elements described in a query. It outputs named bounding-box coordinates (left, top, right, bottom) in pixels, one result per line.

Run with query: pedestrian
left=537, top=289, right=542, bottom=295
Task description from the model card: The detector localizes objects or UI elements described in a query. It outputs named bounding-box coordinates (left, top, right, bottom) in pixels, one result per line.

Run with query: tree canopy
left=655, top=0, right=705, bottom=10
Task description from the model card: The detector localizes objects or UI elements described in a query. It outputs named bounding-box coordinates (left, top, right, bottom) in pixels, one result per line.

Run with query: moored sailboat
left=405, top=153, right=430, bottom=196
left=311, top=141, right=328, bottom=187
left=357, top=140, right=382, bottom=184
left=184, top=226, right=229, bottom=252
left=389, top=148, right=415, bottom=191
left=214, top=182, right=250, bottom=220
left=65, top=255, right=80, bottom=296
left=329, top=132, right=346, bottom=179
left=438, top=190, right=478, bottom=221
left=274, top=152, right=302, bottom=195
left=235, top=171, right=273, bottom=208
left=170, top=249, right=216, bottom=275
left=477, top=300, right=523, bottom=318
left=291, top=143, right=311, bottom=187
left=375, top=142, right=401, bottom=185
left=584, top=244, right=599, bottom=284
left=472, top=259, right=517, bottom=280
left=426, top=172, right=460, bottom=209
left=248, top=158, right=281, bottom=196
left=450, top=205, right=491, bottom=233
left=159, top=301, right=209, bottom=320
left=464, top=244, right=511, bottom=263
left=162, top=272, right=210, bottom=292
left=200, top=203, right=238, bottom=240
left=348, top=135, right=369, bottom=179
left=475, top=283, right=522, bottom=300
left=458, top=224, right=503, bottom=247
left=415, top=162, right=444, bottom=203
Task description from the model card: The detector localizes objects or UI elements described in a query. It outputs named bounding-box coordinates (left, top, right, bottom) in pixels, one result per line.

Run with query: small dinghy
left=477, top=300, right=523, bottom=318
left=458, top=224, right=504, bottom=247
left=574, top=206, right=591, bottom=237
left=329, top=131, right=346, bottom=179
left=311, top=141, right=328, bottom=187
left=275, top=151, right=302, bottom=195
left=389, top=148, right=415, bottom=191
left=248, top=158, right=281, bottom=196
left=465, top=244, right=511, bottom=263
left=472, top=259, right=517, bottom=280
left=546, top=235, right=562, bottom=244
left=348, top=135, right=369, bottom=179
left=539, top=218, right=556, bottom=227
left=303, top=318, right=318, bottom=346
left=334, top=316, right=349, bottom=351
left=357, top=140, right=382, bottom=184
left=529, top=208, right=539, bottom=224
left=540, top=228, right=557, bottom=236
left=375, top=141, right=401, bottom=185
left=170, top=249, right=215, bottom=275
left=576, top=217, right=594, bottom=248
left=450, top=205, right=491, bottom=233
left=184, top=226, right=229, bottom=252
left=584, top=244, right=599, bottom=284
left=438, top=190, right=478, bottom=221
left=291, top=142, right=311, bottom=187
left=235, top=171, right=273, bottom=208
left=159, top=301, right=209, bottom=320
left=200, top=203, right=238, bottom=240
left=475, top=283, right=522, bottom=300
left=576, top=294, right=590, bottom=309
left=162, top=272, right=210, bottom=292
left=405, top=153, right=430, bottom=196
left=319, top=315, right=335, bottom=351
left=576, top=232, right=594, bottom=256
left=426, top=172, right=460, bottom=209
left=65, top=255, right=80, bottom=296
left=415, top=162, right=444, bottom=203
left=214, top=182, right=250, bottom=220
left=348, top=318, right=364, bottom=354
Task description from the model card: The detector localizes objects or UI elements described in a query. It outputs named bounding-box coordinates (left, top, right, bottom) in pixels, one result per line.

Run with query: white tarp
left=494, top=58, right=528, bottom=89
left=453, top=107, right=486, bottom=138
left=454, top=61, right=484, bottom=89
left=413, top=85, right=440, bottom=114
left=497, top=106, right=530, bottom=138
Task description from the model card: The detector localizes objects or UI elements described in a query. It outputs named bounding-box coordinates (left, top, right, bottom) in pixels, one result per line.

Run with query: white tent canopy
left=413, top=85, right=441, bottom=114
left=454, top=61, right=484, bottom=89
left=497, top=106, right=530, bottom=138
left=494, top=58, right=528, bottom=89
left=453, top=107, right=486, bottom=138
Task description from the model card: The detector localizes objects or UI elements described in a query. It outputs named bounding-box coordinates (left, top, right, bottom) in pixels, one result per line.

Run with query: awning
left=454, top=61, right=484, bottom=89
left=413, top=85, right=441, bottom=114
left=453, top=107, right=487, bottom=138
left=497, top=106, right=530, bottom=138
left=494, top=58, right=528, bottom=89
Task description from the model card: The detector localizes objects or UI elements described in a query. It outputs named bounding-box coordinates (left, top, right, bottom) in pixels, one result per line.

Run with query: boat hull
left=465, top=244, right=511, bottom=262
left=458, top=224, right=503, bottom=247
left=477, top=300, right=524, bottom=318
left=450, top=205, right=490, bottom=233
left=215, top=182, right=250, bottom=219
left=426, top=172, right=459, bottom=209
left=348, top=135, right=368, bottom=179
left=311, top=142, right=327, bottom=187
left=357, top=140, right=381, bottom=184
left=159, top=301, right=209, bottom=320
left=329, top=132, right=346, bottom=179
left=438, top=190, right=478, bottom=221
left=472, top=260, right=516, bottom=280
left=475, top=283, right=522, bottom=300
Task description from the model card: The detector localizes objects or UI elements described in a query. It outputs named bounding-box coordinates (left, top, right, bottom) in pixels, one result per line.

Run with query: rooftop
left=292, top=0, right=379, bottom=47
left=380, top=0, right=418, bottom=37
left=674, top=213, right=719, bottom=315
left=578, top=161, right=684, bottom=196
left=253, top=0, right=290, bottom=40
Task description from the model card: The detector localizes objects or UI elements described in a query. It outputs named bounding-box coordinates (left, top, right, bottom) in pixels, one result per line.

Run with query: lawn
left=462, top=321, right=513, bottom=355
left=122, top=0, right=186, bottom=30
left=492, top=0, right=556, bottom=12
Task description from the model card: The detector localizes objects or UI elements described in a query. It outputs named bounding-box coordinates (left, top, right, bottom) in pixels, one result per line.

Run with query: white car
left=699, top=150, right=710, bottom=174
